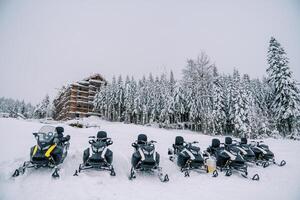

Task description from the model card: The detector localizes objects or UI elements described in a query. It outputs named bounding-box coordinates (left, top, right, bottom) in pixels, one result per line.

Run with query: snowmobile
left=129, top=134, right=169, bottom=182
left=168, top=136, right=218, bottom=177
left=224, top=137, right=256, bottom=163
left=73, top=131, right=116, bottom=176
left=240, top=137, right=286, bottom=168
left=12, top=126, right=70, bottom=178
left=206, top=138, right=259, bottom=181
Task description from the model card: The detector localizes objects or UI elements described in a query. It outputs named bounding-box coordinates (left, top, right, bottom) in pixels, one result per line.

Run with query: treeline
left=0, top=97, right=35, bottom=118
left=94, top=37, right=300, bottom=138
left=0, top=94, right=53, bottom=119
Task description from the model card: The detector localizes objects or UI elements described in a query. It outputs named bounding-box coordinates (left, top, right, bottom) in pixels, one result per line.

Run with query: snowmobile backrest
left=137, top=134, right=147, bottom=144
left=97, top=131, right=107, bottom=139
left=55, top=127, right=64, bottom=139
left=241, top=137, right=248, bottom=144
left=56, top=126, right=64, bottom=134
left=175, top=136, right=184, bottom=146
left=225, top=137, right=232, bottom=145
left=212, top=138, right=220, bottom=148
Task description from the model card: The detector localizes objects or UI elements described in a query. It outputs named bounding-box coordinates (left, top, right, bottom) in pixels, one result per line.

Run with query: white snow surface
left=0, top=117, right=299, bottom=200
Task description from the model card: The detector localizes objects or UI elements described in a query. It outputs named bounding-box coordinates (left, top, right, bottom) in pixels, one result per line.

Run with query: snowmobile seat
left=241, top=137, right=248, bottom=145
left=137, top=134, right=147, bottom=145
left=173, top=136, right=185, bottom=153
left=207, top=139, right=221, bottom=156
left=225, top=137, right=232, bottom=145
left=175, top=136, right=184, bottom=146
left=56, top=126, right=64, bottom=138
left=55, top=126, right=70, bottom=145
left=212, top=138, right=220, bottom=148
left=97, top=131, right=107, bottom=140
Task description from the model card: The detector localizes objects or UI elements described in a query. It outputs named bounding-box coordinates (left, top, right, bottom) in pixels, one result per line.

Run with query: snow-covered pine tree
left=147, top=73, right=156, bottom=124
left=34, top=94, right=50, bottom=119
left=123, top=76, right=131, bottom=123
left=267, top=37, right=300, bottom=137
left=249, top=78, right=271, bottom=138
left=229, top=69, right=249, bottom=137
left=182, top=52, right=214, bottom=132
left=116, top=75, right=124, bottom=121
left=211, top=67, right=227, bottom=135
left=167, top=71, right=176, bottom=124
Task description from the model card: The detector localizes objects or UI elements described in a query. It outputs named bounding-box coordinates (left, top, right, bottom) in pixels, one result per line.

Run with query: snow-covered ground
left=0, top=117, right=299, bottom=200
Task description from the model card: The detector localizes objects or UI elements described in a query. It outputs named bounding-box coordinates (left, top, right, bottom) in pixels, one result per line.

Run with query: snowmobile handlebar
left=88, top=137, right=112, bottom=145
left=132, top=140, right=157, bottom=147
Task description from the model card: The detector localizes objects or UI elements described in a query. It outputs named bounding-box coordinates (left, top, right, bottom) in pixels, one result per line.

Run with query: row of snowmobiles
left=168, top=136, right=286, bottom=181
left=12, top=125, right=286, bottom=183
left=11, top=125, right=169, bottom=182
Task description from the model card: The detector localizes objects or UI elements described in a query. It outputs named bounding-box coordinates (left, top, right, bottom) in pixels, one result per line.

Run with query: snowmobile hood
left=189, top=145, right=200, bottom=152
left=141, top=144, right=155, bottom=152
left=91, top=140, right=107, bottom=153
left=92, top=141, right=107, bottom=149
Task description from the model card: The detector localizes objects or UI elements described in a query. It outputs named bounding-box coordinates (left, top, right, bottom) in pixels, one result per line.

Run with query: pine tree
left=267, top=37, right=300, bottom=136
left=211, top=67, right=226, bottom=135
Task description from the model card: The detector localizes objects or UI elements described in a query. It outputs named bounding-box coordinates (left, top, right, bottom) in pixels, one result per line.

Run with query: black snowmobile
left=240, top=137, right=286, bottom=168
left=168, top=136, right=218, bottom=177
left=224, top=137, right=256, bottom=163
left=207, top=138, right=259, bottom=181
left=12, top=126, right=70, bottom=178
left=129, top=134, right=169, bottom=182
left=74, top=131, right=116, bottom=176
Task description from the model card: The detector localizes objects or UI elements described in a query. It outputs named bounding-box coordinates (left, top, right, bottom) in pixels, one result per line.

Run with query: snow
left=0, top=117, right=300, bottom=200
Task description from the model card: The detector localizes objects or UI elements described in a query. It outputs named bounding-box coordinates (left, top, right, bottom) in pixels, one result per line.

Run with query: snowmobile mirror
left=32, top=133, right=39, bottom=139
left=132, top=143, right=138, bottom=147
left=192, top=141, right=199, bottom=144
left=89, top=140, right=95, bottom=144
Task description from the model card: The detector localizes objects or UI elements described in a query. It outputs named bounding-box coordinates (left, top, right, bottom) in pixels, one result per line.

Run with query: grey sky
left=0, top=0, right=299, bottom=104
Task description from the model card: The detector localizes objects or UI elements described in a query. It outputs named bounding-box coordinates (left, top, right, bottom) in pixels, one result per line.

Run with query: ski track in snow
left=0, top=118, right=299, bottom=200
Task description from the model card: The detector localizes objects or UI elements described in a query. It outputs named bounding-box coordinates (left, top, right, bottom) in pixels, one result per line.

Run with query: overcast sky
left=0, top=0, right=299, bottom=104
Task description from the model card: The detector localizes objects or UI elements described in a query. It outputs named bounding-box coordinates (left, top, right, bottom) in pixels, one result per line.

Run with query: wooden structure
left=53, top=74, right=106, bottom=120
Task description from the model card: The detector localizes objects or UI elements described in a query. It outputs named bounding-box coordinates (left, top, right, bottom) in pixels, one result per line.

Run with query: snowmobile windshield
left=37, top=126, right=57, bottom=144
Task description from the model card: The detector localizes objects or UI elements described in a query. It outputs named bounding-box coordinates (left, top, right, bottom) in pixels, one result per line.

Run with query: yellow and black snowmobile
left=12, top=125, right=70, bottom=178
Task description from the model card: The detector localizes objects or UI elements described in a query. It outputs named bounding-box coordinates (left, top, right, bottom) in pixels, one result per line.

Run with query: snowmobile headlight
left=92, top=146, right=105, bottom=153
left=142, top=149, right=154, bottom=155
